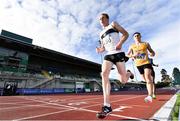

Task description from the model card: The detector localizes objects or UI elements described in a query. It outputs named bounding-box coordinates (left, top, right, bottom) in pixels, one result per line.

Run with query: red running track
left=0, top=88, right=176, bottom=120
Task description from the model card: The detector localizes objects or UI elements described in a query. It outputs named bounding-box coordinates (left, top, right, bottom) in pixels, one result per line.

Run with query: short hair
left=133, top=32, right=141, bottom=36
left=101, top=13, right=109, bottom=19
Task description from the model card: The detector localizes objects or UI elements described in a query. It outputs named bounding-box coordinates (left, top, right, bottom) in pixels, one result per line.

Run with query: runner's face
left=99, top=15, right=109, bottom=27
left=133, top=34, right=141, bottom=42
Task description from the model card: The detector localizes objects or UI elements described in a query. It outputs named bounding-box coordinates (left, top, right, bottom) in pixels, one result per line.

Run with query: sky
left=0, top=0, right=180, bottom=82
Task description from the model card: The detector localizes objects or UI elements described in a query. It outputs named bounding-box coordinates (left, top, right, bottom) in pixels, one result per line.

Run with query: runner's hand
left=149, top=52, right=155, bottom=57
left=116, top=43, right=122, bottom=50
left=96, top=47, right=104, bottom=53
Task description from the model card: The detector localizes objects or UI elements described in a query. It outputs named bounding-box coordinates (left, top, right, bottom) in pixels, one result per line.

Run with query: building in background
left=0, top=30, right=145, bottom=95
left=0, top=30, right=103, bottom=95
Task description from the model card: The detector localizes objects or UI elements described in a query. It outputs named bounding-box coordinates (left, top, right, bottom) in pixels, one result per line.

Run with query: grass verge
left=171, top=94, right=180, bottom=120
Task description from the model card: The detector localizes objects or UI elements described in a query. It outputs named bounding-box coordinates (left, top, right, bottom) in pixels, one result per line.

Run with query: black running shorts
left=104, top=52, right=128, bottom=64
left=137, top=64, right=153, bottom=75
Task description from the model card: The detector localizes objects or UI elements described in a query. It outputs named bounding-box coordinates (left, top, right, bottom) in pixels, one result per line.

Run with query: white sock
left=104, top=103, right=110, bottom=107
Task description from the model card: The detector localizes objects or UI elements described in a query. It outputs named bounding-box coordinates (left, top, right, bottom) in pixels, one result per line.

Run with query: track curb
left=151, top=90, right=179, bottom=121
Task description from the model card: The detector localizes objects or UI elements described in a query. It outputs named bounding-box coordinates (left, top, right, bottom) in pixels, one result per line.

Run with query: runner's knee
left=119, top=74, right=128, bottom=83
left=101, top=71, right=109, bottom=78
left=146, top=80, right=153, bottom=84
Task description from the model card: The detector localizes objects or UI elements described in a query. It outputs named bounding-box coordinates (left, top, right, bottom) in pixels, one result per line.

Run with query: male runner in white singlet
left=96, top=13, right=134, bottom=119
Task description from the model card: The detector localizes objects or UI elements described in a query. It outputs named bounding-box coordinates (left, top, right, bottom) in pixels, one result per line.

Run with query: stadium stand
left=0, top=30, right=146, bottom=95
left=0, top=30, right=103, bottom=95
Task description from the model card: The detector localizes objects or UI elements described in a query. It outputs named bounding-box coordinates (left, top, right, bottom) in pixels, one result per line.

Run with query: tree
left=161, top=69, right=167, bottom=75
left=160, top=69, right=171, bottom=82
left=172, top=67, right=180, bottom=85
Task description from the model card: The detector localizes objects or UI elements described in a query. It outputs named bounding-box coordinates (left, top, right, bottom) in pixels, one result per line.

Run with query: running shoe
left=102, top=106, right=112, bottom=113
left=124, top=56, right=129, bottom=62
left=152, top=94, right=156, bottom=99
left=144, top=95, right=153, bottom=103
left=127, top=70, right=134, bottom=79
left=96, top=106, right=112, bottom=119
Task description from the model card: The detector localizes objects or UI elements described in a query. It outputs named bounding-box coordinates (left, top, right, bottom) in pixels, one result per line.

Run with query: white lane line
left=115, top=103, right=149, bottom=108
left=22, top=95, right=102, bottom=103
left=19, top=94, right=128, bottom=105
left=12, top=95, right=146, bottom=120
left=18, top=97, right=77, bottom=110
left=0, top=104, right=69, bottom=111
left=82, top=95, right=145, bottom=109
left=13, top=109, right=75, bottom=121
left=76, top=107, right=146, bottom=121
left=21, top=94, right=144, bottom=110
left=0, top=104, right=47, bottom=110
left=109, top=113, right=147, bottom=121
left=21, top=95, right=145, bottom=111
left=13, top=103, right=146, bottom=121
left=0, top=101, right=34, bottom=105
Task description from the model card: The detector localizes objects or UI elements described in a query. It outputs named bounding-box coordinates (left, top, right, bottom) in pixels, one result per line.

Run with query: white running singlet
left=99, top=23, right=122, bottom=55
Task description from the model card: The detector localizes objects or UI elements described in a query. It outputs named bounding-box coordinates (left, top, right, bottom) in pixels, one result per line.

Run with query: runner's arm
left=127, top=47, right=133, bottom=58
left=147, top=43, right=155, bottom=57
left=96, top=39, right=105, bottom=53
left=111, top=21, right=129, bottom=50
left=127, top=46, right=139, bottom=59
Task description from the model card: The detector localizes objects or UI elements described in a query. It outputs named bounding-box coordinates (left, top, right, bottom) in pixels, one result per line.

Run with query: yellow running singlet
left=130, top=42, right=150, bottom=66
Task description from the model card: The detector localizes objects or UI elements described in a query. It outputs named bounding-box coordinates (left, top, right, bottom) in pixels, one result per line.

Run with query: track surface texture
left=0, top=88, right=176, bottom=120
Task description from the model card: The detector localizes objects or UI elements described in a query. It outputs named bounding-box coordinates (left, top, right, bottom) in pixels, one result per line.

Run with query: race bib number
left=136, top=53, right=146, bottom=60
left=103, top=35, right=116, bottom=51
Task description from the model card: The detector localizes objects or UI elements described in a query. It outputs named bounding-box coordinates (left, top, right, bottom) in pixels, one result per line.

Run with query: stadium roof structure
left=0, top=34, right=101, bottom=73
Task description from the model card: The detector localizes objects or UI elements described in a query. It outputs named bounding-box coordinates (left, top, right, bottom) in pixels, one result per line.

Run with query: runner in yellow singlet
left=149, top=58, right=158, bottom=99
left=127, top=32, right=155, bottom=103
